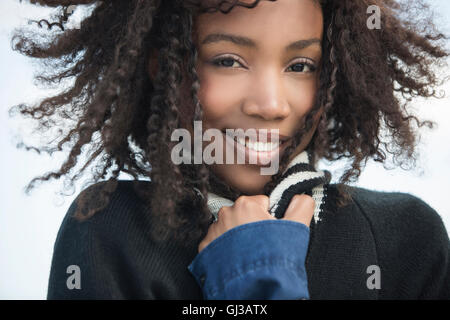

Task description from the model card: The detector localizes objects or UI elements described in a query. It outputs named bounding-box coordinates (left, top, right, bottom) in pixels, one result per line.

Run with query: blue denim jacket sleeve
left=187, top=220, right=310, bottom=300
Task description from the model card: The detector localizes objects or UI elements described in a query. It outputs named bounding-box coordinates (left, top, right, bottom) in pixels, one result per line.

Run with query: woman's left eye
left=287, top=62, right=317, bottom=73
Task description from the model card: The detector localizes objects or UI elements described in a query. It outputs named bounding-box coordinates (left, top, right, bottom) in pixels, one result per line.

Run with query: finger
left=217, top=206, right=229, bottom=221
left=251, top=195, right=270, bottom=211
left=282, top=194, right=315, bottom=227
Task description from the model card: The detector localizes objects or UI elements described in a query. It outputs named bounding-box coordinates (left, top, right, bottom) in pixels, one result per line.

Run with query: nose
left=241, top=69, right=290, bottom=121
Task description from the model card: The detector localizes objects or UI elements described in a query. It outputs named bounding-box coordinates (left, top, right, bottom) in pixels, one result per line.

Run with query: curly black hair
left=9, top=0, right=449, bottom=245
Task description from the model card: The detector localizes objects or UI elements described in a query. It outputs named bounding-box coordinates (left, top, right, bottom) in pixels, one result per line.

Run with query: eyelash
left=210, top=55, right=317, bottom=73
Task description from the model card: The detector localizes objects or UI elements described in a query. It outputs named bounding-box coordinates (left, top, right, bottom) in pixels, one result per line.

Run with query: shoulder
left=53, top=180, right=155, bottom=257
left=48, top=180, right=155, bottom=299
left=324, top=183, right=449, bottom=264
left=317, top=185, right=450, bottom=299
left=338, top=185, right=450, bottom=298
left=55, top=178, right=155, bottom=237
left=341, top=185, right=447, bottom=237
left=75, top=179, right=153, bottom=211
left=70, top=179, right=153, bottom=227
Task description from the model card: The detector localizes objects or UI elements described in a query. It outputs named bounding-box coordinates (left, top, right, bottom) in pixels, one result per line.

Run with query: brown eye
left=287, top=60, right=317, bottom=73
left=215, top=58, right=238, bottom=67
left=211, top=55, right=245, bottom=69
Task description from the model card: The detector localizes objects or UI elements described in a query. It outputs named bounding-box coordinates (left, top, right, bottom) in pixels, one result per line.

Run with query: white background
left=1, top=0, right=449, bottom=299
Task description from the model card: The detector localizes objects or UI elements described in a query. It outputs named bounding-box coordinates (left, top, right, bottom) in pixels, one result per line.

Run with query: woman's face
left=194, top=0, right=324, bottom=195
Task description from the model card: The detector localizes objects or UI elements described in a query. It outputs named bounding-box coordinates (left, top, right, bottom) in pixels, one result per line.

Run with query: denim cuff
left=187, top=219, right=310, bottom=300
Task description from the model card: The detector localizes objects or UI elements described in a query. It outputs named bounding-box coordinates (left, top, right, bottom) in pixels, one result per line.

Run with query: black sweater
left=46, top=180, right=450, bottom=299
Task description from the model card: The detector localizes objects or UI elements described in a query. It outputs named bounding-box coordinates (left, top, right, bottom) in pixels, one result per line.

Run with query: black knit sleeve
left=351, top=188, right=450, bottom=299
left=46, top=194, right=128, bottom=299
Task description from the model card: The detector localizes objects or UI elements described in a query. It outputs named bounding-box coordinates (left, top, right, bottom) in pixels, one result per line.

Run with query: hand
left=198, top=194, right=315, bottom=253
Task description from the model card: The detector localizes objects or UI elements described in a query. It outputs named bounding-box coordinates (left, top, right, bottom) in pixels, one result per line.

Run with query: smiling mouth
left=221, top=130, right=291, bottom=152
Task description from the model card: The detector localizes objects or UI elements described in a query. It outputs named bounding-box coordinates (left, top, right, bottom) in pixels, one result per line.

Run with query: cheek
left=197, top=71, right=245, bottom=125
left=287, top=78, right=318, bottom=117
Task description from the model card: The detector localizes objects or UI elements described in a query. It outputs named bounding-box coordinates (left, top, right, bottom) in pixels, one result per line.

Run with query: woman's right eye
left=211, top=57, right=244, bottom=69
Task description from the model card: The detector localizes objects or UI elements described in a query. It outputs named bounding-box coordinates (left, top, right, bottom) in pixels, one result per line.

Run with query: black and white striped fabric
left=205, top=150, right=331, bottom=224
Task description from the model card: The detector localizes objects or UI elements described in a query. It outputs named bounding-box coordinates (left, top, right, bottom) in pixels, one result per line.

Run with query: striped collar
left=202, top=150, right=331, bottom=224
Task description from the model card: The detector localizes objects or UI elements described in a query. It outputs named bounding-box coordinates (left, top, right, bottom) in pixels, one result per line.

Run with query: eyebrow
left=200, top=33, right=322, bottom=51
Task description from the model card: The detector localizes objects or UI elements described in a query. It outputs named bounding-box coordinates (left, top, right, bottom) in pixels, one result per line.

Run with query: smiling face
left=193, top=0, right=324, bottom=195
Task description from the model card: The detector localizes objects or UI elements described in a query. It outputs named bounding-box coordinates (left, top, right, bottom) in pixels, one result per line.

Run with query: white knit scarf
left=196, top=150, right=331, bottom=224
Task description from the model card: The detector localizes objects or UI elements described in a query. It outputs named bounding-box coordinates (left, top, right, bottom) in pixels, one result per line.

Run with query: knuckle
left=235, top=195, right=248, bottom=205
left=257, top=195, right=269, bottom=202
left=293, top=194, right=315, bottom=206
left=256, top=195, right=269, bottom=209
left=217, top=206, right=228, bottom=218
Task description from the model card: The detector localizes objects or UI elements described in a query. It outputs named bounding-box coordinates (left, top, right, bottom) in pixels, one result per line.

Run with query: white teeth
left=234, top=137, right=280, bottom=151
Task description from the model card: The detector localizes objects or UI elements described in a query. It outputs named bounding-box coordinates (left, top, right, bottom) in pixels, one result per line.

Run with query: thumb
left=281, top=194, right=315, bottom=227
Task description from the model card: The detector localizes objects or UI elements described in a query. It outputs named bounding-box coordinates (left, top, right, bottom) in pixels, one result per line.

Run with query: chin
left=210, top=163, right=274, bottom=195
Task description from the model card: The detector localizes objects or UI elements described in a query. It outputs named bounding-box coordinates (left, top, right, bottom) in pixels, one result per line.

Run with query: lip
left=221, top=130, right=291, bottom=166
left=220, top=129, right=292, bottom=143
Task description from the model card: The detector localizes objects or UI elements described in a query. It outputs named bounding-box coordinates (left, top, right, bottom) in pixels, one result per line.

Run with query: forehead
left=194, top=0, right=323, bottom=45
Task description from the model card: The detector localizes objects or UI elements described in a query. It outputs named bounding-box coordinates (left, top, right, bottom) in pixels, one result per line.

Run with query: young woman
left=11, top=0, right=449, bottom=299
